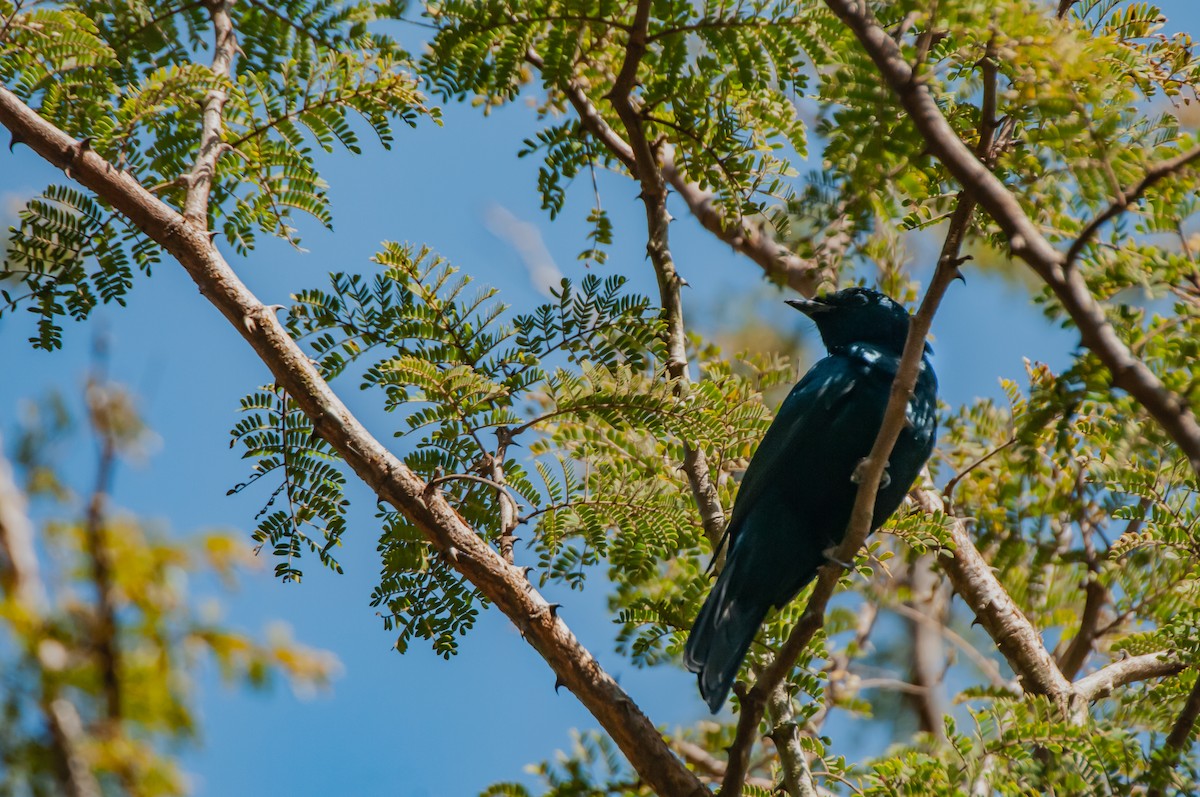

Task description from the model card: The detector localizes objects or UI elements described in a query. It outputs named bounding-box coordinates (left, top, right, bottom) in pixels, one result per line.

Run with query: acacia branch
left=526, top=52, right=828, bottom=299
left=673, top=739, right=776, bottom=792
left=905, top=554, right=949, bottom=741
left=824, top=0, right=1200, bottom=476
left=1145, top=675, right=1200, bottom=797
left=596, top=7, right=727, bottom=549
left=83, top=408, right=122, bottom=723
left=183, top=0, right=236, bottom=226
left=1074, top=651, right=1184, bottom=702
left=913, top=488, right=1071, bottom=698
left=0, top=85, right=707, bottom=797
left=1064, top=144, right=1200, bottom=268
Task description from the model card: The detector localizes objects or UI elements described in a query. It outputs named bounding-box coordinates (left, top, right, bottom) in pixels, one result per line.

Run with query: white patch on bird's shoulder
left=845, top=343, right=899, bottom=373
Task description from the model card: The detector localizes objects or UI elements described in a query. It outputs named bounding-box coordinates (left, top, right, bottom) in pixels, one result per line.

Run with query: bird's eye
left=848, top=292, right=870, bottom=306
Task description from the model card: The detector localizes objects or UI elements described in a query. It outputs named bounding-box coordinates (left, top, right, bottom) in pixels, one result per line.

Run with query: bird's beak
left=785, top=297, right=832, bottom=316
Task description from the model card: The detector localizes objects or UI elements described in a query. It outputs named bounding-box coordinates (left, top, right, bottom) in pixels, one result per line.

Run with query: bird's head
left=786, top=288, right=920, bottom=354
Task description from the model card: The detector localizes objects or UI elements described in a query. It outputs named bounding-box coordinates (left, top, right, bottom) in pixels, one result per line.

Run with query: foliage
left=0, top=0, right=432, bottom=349
left=0, top=381, right=336, bottom=796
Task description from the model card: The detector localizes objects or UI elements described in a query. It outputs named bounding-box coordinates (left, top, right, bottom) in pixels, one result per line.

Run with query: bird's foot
left=823, top=546, right=853, bottom=570
left=851, top=458, right=891, bottom=489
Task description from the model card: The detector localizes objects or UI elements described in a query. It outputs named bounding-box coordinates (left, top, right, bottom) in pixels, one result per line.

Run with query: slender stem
left=84, top=406, right=122, bottom=723
left=1064, top=144, right=1200, bottom=268
left=602, top=2, right=727, bottom=549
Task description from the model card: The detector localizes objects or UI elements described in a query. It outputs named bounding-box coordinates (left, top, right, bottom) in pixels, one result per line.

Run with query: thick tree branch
left=1145, top=675, right=1200, bottom=797
left=183, top=0, right=236, bottom=226
left=824, top=0, right=1200, bottom=476
left=0, top=85, right=707, bottom=797
left=906, top=554, right=948, bottom=741
left=913, top=488, right=1071, bottom=698
left=0, top=439, right=47, bottom=612
left=766, top=680, right=819, bottom=797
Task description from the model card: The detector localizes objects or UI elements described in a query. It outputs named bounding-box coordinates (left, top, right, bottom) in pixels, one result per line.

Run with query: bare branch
left=83, top=399, right=122, bottom=723
left=1057, top=516, right=1107, bottom=681
left=673, top=738, right=776, bottom=792
left=183, top=0, right=236, bottom=226
left=823, top=0, right=1200, bottom=476
left=0, top=438, right=47, bottom=611
left=0, top=85, right=707, bottom=797
left=1074, top=651, right=1184, bottom=702
left=0, top=446, right=99, bottom=797
left=45, top=699, right=102, bottom=797
left=767, top=681, right=821, bottom=797
left=914, top=487, right=1071, bottom=699
left=906, top=553, right=948, bottom=742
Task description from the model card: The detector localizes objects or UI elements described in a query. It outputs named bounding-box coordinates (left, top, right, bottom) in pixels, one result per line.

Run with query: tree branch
left=905, top=553, right=948, bottom=742
left=0, top=446, right=100, bottom=797
left=823, top=0, right=1200, bottom=476
left=913, top=488, right=1071, bottom=699
left=183, top=0, right=236, bottom=226
left=599, top=6, right=727, bottom=549
left=1074, top=650, right=1184, bottom=702
left=767, top=680, right=820, bottom=797
left=1064, top=144, right=1200, bottom=268
left=526, top=52, right=828, bottom=300
left=672, top=738, right=776, bottom=792
left=0, top=85, right=707, bottom=797
left=83, top=396, right=122, bottom=723
left=1145, top=674, right=1200, bottom=797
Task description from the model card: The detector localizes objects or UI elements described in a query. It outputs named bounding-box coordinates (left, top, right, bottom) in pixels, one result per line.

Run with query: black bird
left=684, top=287, right=938, bottom=713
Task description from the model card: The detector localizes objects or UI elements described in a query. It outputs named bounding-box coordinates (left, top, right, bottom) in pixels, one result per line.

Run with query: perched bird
left=684, top=287, right=938, bottom=713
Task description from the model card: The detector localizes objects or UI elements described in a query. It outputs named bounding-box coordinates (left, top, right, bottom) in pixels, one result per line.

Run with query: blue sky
left=2, top=4, right=1198, bottom=795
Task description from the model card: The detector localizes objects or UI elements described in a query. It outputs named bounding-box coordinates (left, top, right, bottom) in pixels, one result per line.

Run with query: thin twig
left=84, top=379, right=122, bottom=723
left=1064, top=144, right=1200, bottom=268
left=600, top=2, right=727, bottom=550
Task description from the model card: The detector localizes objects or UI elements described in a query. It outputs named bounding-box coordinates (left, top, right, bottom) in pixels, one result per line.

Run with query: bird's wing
left=723, top=352, right=870, bottom=547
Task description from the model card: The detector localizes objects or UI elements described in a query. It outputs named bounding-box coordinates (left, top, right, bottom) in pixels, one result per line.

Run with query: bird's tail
left=683, top=569, right=769, bottom=714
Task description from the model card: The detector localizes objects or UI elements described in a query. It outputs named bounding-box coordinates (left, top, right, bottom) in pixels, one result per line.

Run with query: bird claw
left=823, top=546, right=853, bottom=570
left=850, top=458, right=890, bottom=489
